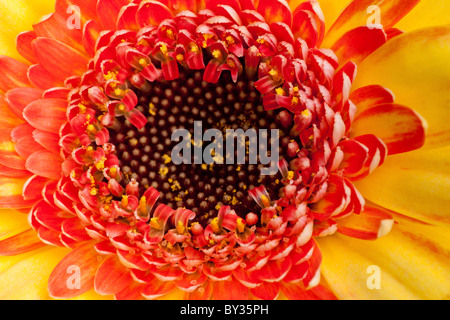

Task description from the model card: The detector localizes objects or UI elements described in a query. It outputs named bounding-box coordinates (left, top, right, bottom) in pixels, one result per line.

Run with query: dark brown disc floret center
left=109, top=68, right=297, bottom=224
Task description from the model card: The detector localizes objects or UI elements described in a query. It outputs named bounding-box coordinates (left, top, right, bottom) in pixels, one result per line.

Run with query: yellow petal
left=395, top=0, right=450, bottom=33
left=0, top=209, right=30, bottom=241
left=0, top=246, right=71, bottom=299
left=0, top=0, right=55, bottom=61
left=353, top=26, right=450, bottom=149
left=318, top=228, right=450, bottom=299
left=354, top=145, right=450, bottom=225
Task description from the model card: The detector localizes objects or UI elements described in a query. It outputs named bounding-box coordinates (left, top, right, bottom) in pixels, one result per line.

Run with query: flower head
left=0, top=0, right=449, bottom=300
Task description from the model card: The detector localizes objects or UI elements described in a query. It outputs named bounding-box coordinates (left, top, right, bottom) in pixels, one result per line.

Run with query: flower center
left=108, top=67, right=298, bottom=225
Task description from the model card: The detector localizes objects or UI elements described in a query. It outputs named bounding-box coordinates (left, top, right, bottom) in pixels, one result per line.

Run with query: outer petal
left=354, top=145, right=450, bottom=225
left=395, top=0, right=450, bottom=32
left=351, top=103, right=427, bottom=155
left=48, top=241, right=102, bottom=298
left=318, top=227, right=450, bottom=299
left=322, top=0, right=420, bottom=48
left=0, top=246, right=71, bottom=299
left=0, top=0, right=54, bottom=61
left=353, top=27, right=450, bottom=148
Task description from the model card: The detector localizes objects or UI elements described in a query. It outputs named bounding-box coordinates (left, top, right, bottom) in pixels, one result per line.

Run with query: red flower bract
left=0, top=0, right=428, bottom=300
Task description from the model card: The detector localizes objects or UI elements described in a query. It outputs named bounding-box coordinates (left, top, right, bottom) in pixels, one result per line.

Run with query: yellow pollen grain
left=287, top=171, right=294, bottom=180
left=176, top=221, right=185, bottom=234
left=211, top=217, right=221, bottom=234
left=138, top=58, right=148, bottom=67
left=90, top=188, right=98, bottom=196
left=301, top=109, right=311, bottom=117
left=176, top=54, right=184, bottom=61
left=160, top=44, right=168, bottom=55
left=150, top=217, right=162, bottom=230
left=275, top=87, right=285, bottom=96
left=78, top=104, right=87, bottom=114
left=139, top=196, right=147, bottom=214
left=261, top=195, right=270, bottom=207
left=121, top=195, right=129, bottom=208
left=236, top=218, right=246, bottom=234
left=225, top=35, right=235, bottom=45
left=212, top=49, right=222, bottom=60
left=291, top=96, right=299, bottom=105
left=114, top=88, right=124, bottom=96
left=130, top=138, right=138, bottom=147
left=118, top=104, right=126, bottom=112
left=162, top=154, right=172, bottom=164
left=159, top=167, right=169, bottom=176
left=103, top=71, right=117, bottom=81
left=190, top=44, right=199, bottom=53
left=149, top=102, right=157, bottom=116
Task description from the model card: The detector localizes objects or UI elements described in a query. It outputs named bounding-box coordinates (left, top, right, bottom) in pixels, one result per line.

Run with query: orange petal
left=32, top=37, right=89, bottom=80
left=0, top=56, right=31, bottom=92
left=5, top=87, right=43, bottom=120
left=33, top=13, right=84, bottom=53
left=48, top=241, right=101, bottom=299
left=351, top=103, right=427, bottom=155
left=353, top=26, right=450, bottom=148
left=25, top=150, right=62, bottom=180
left=0, top=229, right=46, bottom=256
left=23, top=98, right=67, bottom=133
left=94, top=254, right=134, bottom=295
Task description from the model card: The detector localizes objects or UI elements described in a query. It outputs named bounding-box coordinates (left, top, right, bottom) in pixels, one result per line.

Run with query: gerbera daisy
left=0, top=0, right=449, bottom=300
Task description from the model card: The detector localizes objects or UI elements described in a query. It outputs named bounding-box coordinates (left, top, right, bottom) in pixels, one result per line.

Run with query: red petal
left=26, top=150, right=62, bottom=180
left=0, top=56, right=31, bottom=92
left=310, top=175, right=349, bottom=220
left=48, top=241, right=102, bottom=298
left=257, top=0, right=292, bottom=27
left=23, top=98, right=67, bottom=133
left=211, top=277, right=250, bottom=300
left=324, top=0, right=420, bottom=47
left=349, top=85, right=395, bottom=115
left=331, top=26, right=387, bottom=65
left=337, top=205, right=394, bottom=240
left=140, top=274, right=177, bottom=299
left=117, top=4, right=140, bottom=31
left=256, top=256, right=292, bottom=282
left=0, top=229, right=46, bottom=256
left=136, top=0, right=174, bottom=28
left=352, top=103, right=427, bottom=155
left=250, top=282, right=280, bottom=300
left=94, top=254, right=134, bottom=295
